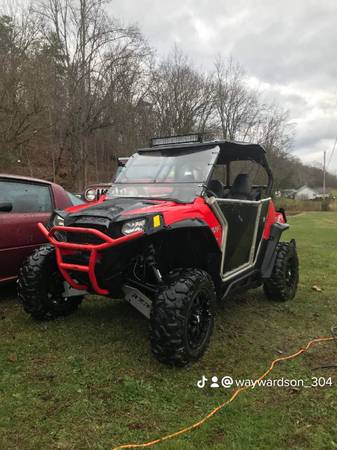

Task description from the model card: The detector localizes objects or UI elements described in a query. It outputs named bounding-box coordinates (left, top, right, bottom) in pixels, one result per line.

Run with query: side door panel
left=214, top=199, right=270, bottom=277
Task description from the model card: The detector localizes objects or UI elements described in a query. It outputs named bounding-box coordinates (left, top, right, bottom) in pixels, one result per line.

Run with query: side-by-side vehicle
left=18, top=135, right=299, bottom=366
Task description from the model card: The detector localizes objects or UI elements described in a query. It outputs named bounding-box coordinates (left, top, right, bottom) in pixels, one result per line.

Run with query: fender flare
left=167, top=218, right=208, bottom=230
left=166, top=219, right=221, bottom=252
left=261, top=222, right=291, bottom=279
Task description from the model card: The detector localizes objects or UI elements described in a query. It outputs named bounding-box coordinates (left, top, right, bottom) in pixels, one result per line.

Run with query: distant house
left=280, top=185, right=332, bottom=200
left=294, top=185, right=317, bottom=200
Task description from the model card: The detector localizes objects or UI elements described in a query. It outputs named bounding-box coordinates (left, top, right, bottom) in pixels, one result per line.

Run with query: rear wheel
left=18, top=245, right=83, bottom=320
left=150, top=268, right=216, bottom=366
left=263, top=241, right=299, bottom=302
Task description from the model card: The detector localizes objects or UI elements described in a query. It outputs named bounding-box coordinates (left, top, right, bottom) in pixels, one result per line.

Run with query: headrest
left=230, top=174, right=251, bottom=199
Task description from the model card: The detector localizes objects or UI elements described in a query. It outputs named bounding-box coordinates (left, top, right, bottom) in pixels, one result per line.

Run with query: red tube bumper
left=38, top=223, right=144, bottom=295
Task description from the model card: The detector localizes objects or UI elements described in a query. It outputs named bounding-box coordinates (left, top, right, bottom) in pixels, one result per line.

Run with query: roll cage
left=138, top=139, right=274, bottom=281
left=208, top=141, right=273, bottom=196
left=138, top=139, right=273, bottom=199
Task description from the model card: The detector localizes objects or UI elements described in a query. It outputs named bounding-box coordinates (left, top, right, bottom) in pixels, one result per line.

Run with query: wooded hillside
left=1, top=0, right=336, bottom=191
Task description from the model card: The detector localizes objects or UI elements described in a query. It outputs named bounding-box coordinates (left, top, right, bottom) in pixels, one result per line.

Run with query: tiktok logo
left=197, top=375, right=208, bottom=388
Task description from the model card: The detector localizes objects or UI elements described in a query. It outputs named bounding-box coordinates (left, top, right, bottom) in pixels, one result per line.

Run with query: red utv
left=0, top=174, right=84, bottom=284
left=18, top=135, right=299, bottom=366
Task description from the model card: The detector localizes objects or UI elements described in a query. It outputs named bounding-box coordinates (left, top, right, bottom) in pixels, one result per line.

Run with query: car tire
left=18, top=245, right=83, bottom=320
left=263, top=241, right=299, bottom=302
left=150, top=268, right=216, bottom=366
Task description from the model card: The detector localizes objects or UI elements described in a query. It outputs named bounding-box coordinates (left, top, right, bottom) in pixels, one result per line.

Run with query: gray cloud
left=109, top=0, right=337, bottom=171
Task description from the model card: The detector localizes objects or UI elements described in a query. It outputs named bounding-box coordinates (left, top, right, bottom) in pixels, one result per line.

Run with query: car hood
left=64, top=197, right=178, bottom=224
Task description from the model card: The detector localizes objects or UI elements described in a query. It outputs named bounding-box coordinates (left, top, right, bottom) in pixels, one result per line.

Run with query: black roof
left=213, top=141, right=266, bottom=164
left=139, top=139, right=268, bottom=165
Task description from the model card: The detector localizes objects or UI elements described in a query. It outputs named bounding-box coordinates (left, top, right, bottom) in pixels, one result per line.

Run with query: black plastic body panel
left=260, top=222, right=290, bottom=279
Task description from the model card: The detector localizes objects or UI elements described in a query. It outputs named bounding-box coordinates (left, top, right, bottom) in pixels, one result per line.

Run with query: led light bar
left=150, top=134, right=203, bottom=147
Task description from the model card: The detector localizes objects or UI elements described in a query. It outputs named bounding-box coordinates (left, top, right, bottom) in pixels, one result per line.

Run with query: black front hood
left=65, top=197, right=162, bottom=225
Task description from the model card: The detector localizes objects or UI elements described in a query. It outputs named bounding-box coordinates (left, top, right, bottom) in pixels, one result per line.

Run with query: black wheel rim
left=187, top=290, right=212, bottom=350
left=286, top=256, right=297, bottom=288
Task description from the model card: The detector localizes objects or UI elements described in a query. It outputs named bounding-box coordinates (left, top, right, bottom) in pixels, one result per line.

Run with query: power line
left=327, top=137, right=337, bottom=169
left=323, top=150, right=326, bottom=195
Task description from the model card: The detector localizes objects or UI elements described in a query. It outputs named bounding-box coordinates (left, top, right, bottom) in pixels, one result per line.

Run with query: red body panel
left=120, top=197, right=223, bottom=247
left=42, top=196, right=223, bottom=293
left=0, top=175, right=73, bottom=283
left=262, top=201, right=285, bottom=240
left=42, top=196, right=282, bottom=295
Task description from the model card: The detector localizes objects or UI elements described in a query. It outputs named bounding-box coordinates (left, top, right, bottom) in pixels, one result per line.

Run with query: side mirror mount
left=0, top=202, right=13, bottom=212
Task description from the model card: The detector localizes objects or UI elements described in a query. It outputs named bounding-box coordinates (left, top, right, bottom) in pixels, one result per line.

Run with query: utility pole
left=323, top=150, right=326, bottom=196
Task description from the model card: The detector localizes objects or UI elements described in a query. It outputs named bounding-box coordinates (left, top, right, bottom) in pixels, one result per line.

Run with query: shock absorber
left=145, top=244, right=163, bottom=284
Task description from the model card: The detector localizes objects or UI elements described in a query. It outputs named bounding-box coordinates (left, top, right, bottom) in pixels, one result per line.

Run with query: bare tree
left=34, top=0, right=151, bottom=188
left=212, top=57, right=261, bottom=141
left=0, top=6, right=44, bottom=169
left=2, top=3, right=337, bottom=191
left=149, top=47, right=214, bottom=136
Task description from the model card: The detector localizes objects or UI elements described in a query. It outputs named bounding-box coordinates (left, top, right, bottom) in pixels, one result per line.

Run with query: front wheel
left=263, top=241, right=299, bottom=302
left=150, top=268, right=216, bottom=366
left=18, top=245, right=83, bottom=320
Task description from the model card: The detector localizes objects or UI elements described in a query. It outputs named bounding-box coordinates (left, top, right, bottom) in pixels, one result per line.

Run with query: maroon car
left=0, top=174, right=83, bottom=283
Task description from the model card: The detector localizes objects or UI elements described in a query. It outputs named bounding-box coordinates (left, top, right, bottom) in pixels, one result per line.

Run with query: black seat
left=230, top=174, right=252, bottom=200
left=208, top=179, right=224, bottom=198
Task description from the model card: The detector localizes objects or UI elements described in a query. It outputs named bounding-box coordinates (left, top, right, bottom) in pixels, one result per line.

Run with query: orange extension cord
left=112, top=336, right=335, bottom=450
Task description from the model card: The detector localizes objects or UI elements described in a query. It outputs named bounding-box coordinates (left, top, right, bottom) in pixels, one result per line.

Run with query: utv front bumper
left=38, top=223, right=144, bottom=295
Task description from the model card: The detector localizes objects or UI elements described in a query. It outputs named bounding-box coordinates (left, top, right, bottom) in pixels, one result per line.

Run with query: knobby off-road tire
left=150, top=268, right=216, bottom=367
left=18, top=245, right=83, bottom=320
left=263, top=241, right=299, bottom=302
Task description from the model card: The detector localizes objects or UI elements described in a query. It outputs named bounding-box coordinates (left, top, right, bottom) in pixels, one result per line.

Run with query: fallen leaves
left=7, top=352, right=17, bottom=363
left=311, top=285, right=323, bottom=292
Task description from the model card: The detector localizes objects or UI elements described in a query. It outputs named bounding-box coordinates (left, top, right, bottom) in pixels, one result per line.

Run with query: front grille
left=66, top=230, right=103, bottom=245
left=63, top=251, right=90, bottom=265
left=65, top=217, right=110, bottom=245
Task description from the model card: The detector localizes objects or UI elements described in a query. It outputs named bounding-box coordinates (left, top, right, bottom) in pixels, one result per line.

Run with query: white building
left=294, top=185, right=317, bottom=200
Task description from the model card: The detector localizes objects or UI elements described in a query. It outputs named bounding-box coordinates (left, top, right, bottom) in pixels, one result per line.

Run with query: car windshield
left=107, top=146, right=219, bottom=203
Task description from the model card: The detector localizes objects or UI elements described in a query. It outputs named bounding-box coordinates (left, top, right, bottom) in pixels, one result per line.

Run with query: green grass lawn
left=1, top=212, right=337, bottom=450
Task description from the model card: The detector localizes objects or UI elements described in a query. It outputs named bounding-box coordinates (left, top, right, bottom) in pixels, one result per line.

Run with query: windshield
left=107, top=146, right=219, bottom=203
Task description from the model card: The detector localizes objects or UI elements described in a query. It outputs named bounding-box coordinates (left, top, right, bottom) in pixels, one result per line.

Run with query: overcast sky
left=110, top=0, right=337, bottom=174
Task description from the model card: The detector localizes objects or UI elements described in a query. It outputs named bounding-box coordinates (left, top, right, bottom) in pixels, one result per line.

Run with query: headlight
left=121, top=219, right=146, bottom=235
left=85, top=188, right=96, bottom=202
left=53, top=214, right=65, bottom=227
